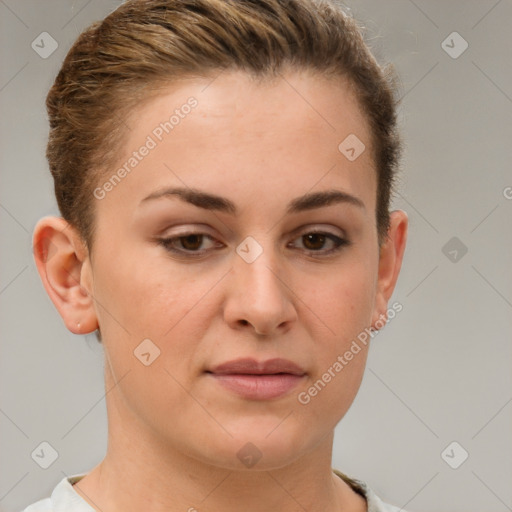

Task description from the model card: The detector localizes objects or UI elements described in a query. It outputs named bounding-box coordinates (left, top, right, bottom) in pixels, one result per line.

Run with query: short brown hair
left=47, top=0, right=401, bottom=250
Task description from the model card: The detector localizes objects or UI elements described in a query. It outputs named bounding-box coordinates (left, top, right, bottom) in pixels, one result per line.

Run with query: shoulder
left=20, top=474, right=92, bottom=512
left=21, top=498, right=52, bottom=512
left=333, top=469, right=407, bottom=512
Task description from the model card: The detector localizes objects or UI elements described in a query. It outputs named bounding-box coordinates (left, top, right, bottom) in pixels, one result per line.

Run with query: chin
left=192, top=421, right=314, bottom=472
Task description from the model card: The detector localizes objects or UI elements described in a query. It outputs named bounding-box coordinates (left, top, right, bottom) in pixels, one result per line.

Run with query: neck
left=76, top=450, right=365, bottom=512
left=72, top=371, right=366, bottom=512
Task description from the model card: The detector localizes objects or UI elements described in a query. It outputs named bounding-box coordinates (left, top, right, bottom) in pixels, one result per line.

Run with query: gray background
left=1, top=1, right=511, bottom=511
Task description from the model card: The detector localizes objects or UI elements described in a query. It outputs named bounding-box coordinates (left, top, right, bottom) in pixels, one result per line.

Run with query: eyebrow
left=139, top=186, right=365, bottom=214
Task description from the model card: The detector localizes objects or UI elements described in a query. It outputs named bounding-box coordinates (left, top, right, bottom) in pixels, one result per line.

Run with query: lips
left=207, top=358, right=306, bottom=400
left=209, top=357, right=306, bottom=376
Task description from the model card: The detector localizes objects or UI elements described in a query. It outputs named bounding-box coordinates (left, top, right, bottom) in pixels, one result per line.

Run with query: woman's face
left=80, top=69, right=401, bottom=469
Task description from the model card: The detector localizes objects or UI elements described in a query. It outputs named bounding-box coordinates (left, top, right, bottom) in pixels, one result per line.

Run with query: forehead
left=96, top=69, right=376, bottom=221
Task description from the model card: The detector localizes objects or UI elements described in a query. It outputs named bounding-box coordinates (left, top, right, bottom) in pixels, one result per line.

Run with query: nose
left=222, top=243, right=297, bottom=336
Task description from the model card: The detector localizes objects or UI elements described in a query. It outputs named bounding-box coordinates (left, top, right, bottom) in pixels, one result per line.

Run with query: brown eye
left=302, top=233, right=328, bottom=250
left=158, top=232, right=220, bottom=257
left=289, top=230, right=350, bottom=256
left=180, top=234, right=204, bottom=251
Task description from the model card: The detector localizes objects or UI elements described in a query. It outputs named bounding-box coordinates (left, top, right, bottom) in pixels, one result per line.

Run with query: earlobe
left=32, top=216, right=99, bottom=335
left=371, top=210, right=408, bottom=330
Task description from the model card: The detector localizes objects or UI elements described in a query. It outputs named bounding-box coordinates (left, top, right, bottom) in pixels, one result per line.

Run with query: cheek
left=91, top=244, right=190, bottom=336
left=296, top=257, right=375, bottom=401
left=91, top=247, right=223, bottom=380
left=296, top=275, right=372, bottom=421
left=309, top=261, right=376, bottom=339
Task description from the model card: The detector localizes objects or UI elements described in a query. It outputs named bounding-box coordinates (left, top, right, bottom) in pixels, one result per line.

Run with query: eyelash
left=157, top=230, right=350, bottom=258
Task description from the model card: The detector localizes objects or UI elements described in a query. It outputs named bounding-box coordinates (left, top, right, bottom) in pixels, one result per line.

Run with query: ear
left=371, top=209, right=408, bottom=330
left=32, top=216, right=99, bottom=335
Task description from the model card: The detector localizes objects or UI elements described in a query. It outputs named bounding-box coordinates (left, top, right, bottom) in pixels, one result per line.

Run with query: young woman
left=26, top=0, right=408, bottom=510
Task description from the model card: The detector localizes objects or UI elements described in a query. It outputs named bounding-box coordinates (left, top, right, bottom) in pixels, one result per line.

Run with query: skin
left=33, top=68, right=407, bottom=512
